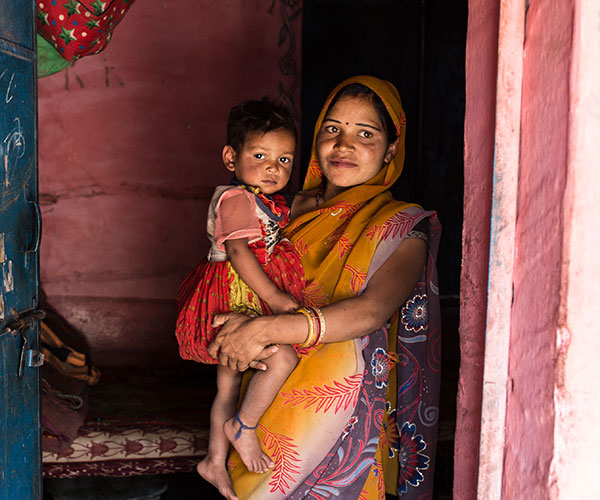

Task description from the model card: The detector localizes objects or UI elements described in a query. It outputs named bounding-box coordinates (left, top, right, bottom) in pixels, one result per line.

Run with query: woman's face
left=316, top=95, right=398, bottom=196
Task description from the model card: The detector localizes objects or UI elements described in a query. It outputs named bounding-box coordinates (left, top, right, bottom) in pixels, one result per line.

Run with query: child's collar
left=230, top=177, right=266, bottom=197
left=229, top=177, right=287, bottom=222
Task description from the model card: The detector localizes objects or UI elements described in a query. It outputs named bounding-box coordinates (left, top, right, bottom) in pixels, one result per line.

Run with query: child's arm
left=224, top=238, right=299, bottom=314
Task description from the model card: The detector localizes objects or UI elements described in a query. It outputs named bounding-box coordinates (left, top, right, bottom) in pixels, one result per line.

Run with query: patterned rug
left=43, top=366, right=215, bottom=478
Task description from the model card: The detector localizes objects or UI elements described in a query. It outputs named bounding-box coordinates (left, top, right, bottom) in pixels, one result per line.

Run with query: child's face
left=223, top=129, right=295, bottom=194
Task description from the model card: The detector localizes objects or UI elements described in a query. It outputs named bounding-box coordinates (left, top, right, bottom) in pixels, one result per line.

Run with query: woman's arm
left=209, top=237, right=427, bottom=371
left=225, top=238, right=299, bottom=314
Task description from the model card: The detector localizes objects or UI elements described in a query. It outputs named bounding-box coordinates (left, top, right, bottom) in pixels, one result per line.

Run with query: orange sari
left=230, top=76, right=441, bottom=499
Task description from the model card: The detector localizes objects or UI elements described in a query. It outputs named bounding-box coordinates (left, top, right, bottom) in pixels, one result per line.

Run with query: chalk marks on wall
left=1, top=68, right=15, bottom=104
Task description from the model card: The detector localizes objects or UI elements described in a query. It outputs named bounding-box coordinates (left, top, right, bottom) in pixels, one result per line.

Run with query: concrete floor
left=44, top=463, right=452, bottom=499
left=44, top=473, right=225, bottom=500
left=160, top=473, right=229, bottom=499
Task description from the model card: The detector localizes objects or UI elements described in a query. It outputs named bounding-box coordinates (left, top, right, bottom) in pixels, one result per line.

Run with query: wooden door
left=0, top=1, right=42, bottom=498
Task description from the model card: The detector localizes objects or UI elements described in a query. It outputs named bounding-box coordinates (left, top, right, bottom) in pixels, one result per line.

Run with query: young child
left=175, top=97, right=305, bottom=488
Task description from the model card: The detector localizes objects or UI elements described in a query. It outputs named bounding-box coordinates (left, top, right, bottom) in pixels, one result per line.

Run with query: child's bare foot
left=197, top=456, right=239, bottom=500
left=224, top=413, right=274, bottom=473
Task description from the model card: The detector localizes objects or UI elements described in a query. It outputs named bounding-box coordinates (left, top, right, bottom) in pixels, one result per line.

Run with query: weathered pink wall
left=503, top=0, right=573, bottom=497
left=37, top=0, right=302, bottom=366
left=454, top=1, right=498, bottom=498
left=550, top=0, right=600, bottom=497
left=476, top=0, right=524, bottom=495
left=461, top=0, right=600, bottom=497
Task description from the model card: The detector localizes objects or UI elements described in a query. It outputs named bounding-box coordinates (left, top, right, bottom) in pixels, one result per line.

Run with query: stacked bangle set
left=296, top=307, right=326, bottom=348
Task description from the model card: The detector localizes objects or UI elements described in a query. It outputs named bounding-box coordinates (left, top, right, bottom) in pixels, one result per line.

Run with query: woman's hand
left=208, top=313, right=278, bottom=372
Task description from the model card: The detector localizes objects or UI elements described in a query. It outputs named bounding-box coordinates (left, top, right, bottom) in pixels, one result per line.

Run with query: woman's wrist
left=252, top=314, right=281, bottom=347
left=258, top=312, right=308, bottom=346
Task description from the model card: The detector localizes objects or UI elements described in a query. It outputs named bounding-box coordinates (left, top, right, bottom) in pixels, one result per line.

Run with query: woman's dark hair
left=327, top=83, right=398, bottom=145
left=227, top=96, right=297, bottom=152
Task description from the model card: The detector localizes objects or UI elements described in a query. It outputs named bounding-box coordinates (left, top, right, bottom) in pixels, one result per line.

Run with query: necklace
left=315, top=184, right=325, bottom=207
left=315, top=184, right=343, bottom=217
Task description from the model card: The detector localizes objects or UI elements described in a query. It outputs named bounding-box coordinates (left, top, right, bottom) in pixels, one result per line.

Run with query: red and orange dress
left=175, top=184, right=305, bottom=364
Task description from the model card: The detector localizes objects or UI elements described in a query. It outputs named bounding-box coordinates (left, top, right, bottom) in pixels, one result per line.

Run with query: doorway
left=35, top=0, right=468, bottom=498
left=301, top=1, right=467, bottom=498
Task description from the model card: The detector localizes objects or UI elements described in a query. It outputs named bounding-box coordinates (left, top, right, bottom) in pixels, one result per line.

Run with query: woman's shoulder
left=382, top=199, right=433, bottom=219
left=375, top=200, right=438, bottom=234
left=378, top=202, right=441, bottom=249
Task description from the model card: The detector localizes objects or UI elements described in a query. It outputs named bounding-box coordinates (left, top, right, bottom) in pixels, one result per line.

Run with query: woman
left=208, top=75, right=441, bottom=499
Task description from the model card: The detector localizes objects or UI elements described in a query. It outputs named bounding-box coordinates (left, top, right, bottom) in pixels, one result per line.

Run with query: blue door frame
left=0, top=1, right=42, bottom=498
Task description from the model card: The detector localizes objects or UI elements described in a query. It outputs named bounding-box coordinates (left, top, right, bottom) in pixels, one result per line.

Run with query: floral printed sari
left=229, top=76, right=441, bottom=499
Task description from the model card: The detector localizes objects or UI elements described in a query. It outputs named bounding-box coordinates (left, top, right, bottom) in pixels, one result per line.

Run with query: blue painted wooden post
left=0, top=1, right=42, bottom=499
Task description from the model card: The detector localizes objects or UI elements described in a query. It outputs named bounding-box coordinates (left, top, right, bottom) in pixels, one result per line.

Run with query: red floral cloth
left=36, top=0, right=137, bottom=62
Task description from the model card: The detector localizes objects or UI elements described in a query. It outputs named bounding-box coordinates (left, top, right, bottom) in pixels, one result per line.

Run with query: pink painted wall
left=37, top=0, right=302, bottom=367
left=454, top=1, right=498, bottom=498
left=461, top=0, right=600, bottom=497
left=550, top=0, right=600, bottom=497
left=503, top=1, right=573, bottom=497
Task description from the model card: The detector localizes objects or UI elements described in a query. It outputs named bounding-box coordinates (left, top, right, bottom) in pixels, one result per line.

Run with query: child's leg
left=224, top=345, right=299, bottom=473
left=197, top=365, right=241, bottom=500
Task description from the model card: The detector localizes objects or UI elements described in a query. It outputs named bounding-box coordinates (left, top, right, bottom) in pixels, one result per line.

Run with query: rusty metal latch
left=2, top=308, right=46, bottom=337
left=0, top=309, right=47, bottom=378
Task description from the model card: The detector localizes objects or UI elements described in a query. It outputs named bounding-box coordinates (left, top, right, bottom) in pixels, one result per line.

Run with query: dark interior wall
left=301, top=3, right=467, bottom=497
left=301, top=0, right=467, bottom=296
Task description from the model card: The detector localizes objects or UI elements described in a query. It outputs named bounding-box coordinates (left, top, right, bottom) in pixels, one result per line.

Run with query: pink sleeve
left=214, top=189, right=262, bottom=250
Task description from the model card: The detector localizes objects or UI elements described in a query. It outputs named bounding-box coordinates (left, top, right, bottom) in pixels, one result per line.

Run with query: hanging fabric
left=36, top=0, right=137, bottom=77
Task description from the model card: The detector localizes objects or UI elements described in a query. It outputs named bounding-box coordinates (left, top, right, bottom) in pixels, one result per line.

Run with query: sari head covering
left=230, top=76, right=441, bottom=500
left=285, top=75, right=418, bottom=306
left=304, top=74, right=407, bottom=194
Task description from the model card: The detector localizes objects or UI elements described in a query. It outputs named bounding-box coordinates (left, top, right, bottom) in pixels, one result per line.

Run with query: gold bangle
left=312, top=307, right=326, bottom=345
left=297, top=307, right=318, bottom=348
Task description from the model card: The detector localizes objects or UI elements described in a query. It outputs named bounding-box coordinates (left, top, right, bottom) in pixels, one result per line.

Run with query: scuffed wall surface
left=550, top=0, right=600, bottom=497
left=37, top=0, right=302, bottom=366
left=455, top=1, right=498, bottom=498
left=502, top=0, right=573, bottom=497
left=461, top=0, right=600, bottom=497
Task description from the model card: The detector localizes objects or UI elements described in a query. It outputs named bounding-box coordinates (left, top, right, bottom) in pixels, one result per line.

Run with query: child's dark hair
left=328, top=83, right=398, bottom=145
left=227, top=96, right=297, bottom=152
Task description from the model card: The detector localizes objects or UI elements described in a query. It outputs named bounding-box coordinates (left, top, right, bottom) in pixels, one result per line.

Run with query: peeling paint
left=0, top=233, right=5, bottom=263
left=3, top=154, right=8, bottom=188
left=3, top=260, right=13, bottom=292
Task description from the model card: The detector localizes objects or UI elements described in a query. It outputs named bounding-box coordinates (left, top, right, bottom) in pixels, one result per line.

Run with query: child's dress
left=175, top=184, right=305, bottom=364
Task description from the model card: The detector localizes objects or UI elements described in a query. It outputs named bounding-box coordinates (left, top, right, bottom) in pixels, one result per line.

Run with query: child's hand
left=267, top=291, right=299, bottom=314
